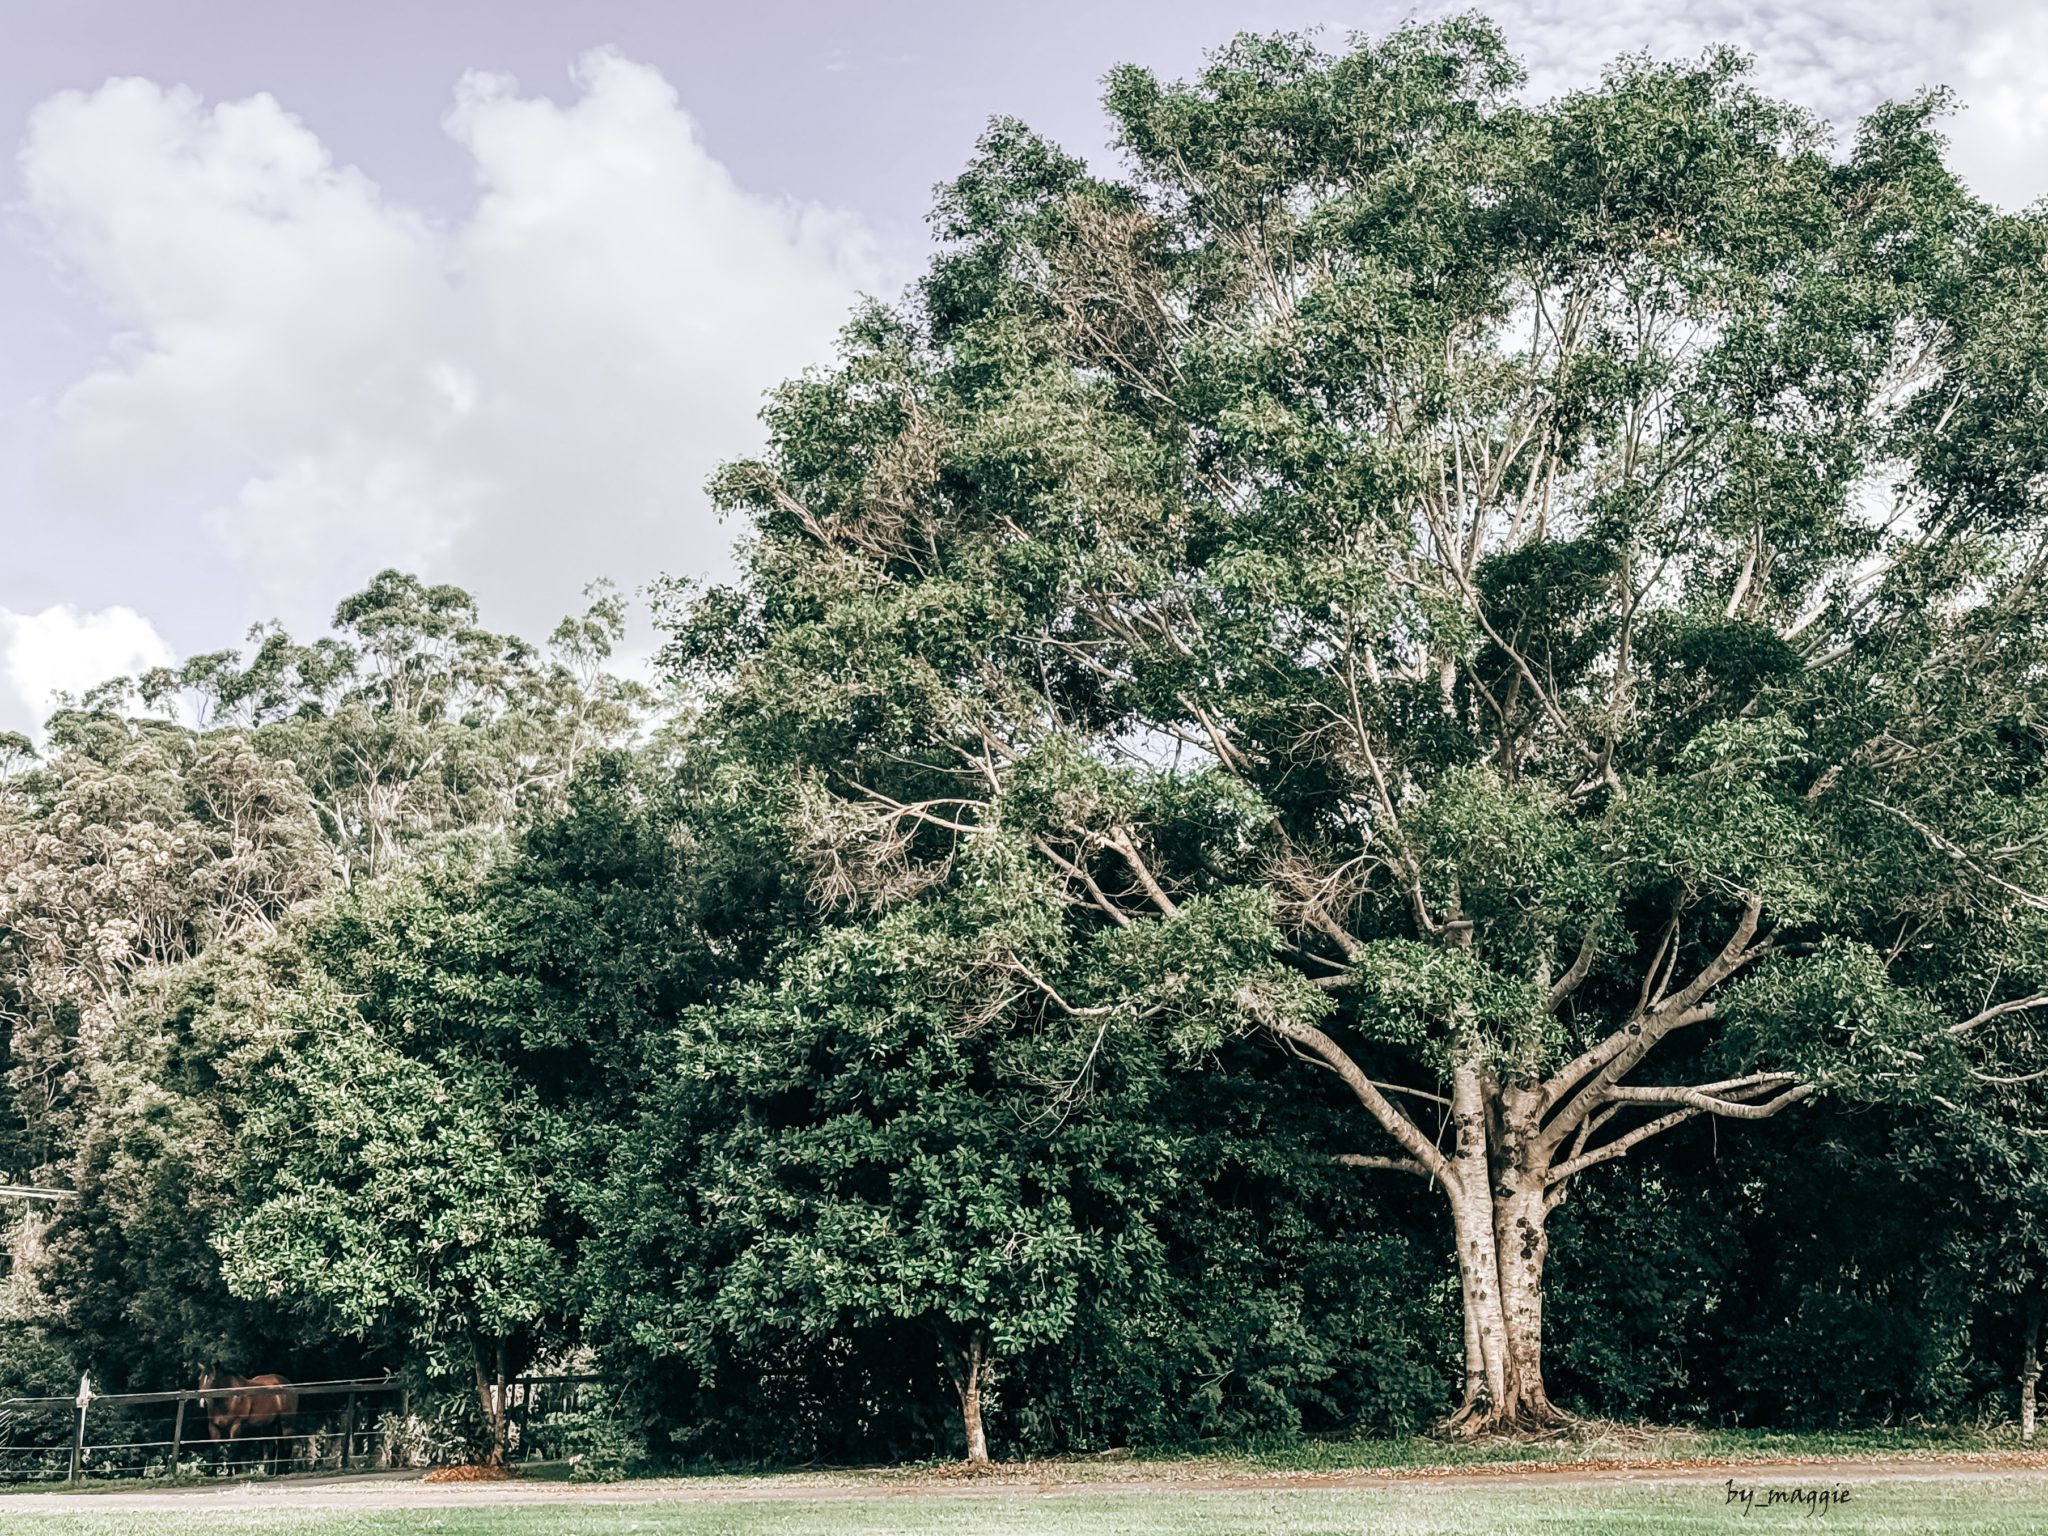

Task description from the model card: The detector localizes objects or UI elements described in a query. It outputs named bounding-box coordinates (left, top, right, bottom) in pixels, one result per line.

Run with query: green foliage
left=2, top=571, right=647, bottom=1391
left=547, top=1400, right=647, bottom=1482
left=656, top=11, right=2048, bottom=1441
left=35, top=951, right=309, bottom=1388
left=678, top=4, right=2048, bottom=1126
left=209, top=861, right=595, bottom=1395
left=1547, top=1106, right=2006, bottom=1427
left=0, top=1318, right=77, bottom=1399
left=4, top=13, right=2048, bottom=1468
left=581, top=857, right=1163, bottom=1459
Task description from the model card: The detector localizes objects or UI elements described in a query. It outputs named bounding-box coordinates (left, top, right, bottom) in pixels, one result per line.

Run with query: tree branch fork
left=828, top=783, right=2028, bottom=1209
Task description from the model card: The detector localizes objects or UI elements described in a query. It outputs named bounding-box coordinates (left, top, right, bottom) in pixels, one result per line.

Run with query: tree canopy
left=670, top=19, right=2048, bottom=1433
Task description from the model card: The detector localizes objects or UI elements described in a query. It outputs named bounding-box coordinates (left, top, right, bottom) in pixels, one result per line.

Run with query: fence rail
left=0, top=1372, right=602, bottom=1483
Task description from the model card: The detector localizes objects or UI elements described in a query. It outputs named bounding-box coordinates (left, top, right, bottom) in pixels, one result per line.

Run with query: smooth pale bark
left=1308, top=899, right=1812, bottom=1437
left=1442, top=1069, right=1566, bottom=1434
left=941, top=1325, right=992, bottom=1465
left=2024, top=1295, right=2043, bottom=1444
left=1490, top=1080, right=1563, bottom=1428
left=1411, top=1055, right=1807, bottom=1434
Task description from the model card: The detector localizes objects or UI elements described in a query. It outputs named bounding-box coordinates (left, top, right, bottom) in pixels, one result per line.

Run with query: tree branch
left=1603, top=1073, right=1807, bottom=1115
left=1032, top=836, right=1132, bottom=928
left=1271, top=1021, right=1459, bottom=1190
left=1102, top=830, right=1180, bottom=917
left=1334, top=1154, right=1431, bottom=1177
left=1539, top=895, right=1767, bottom=1139
left=1546, top=1082, right=1813, bottom=1184
left=1546, top=926, right=1600, bottom=1013
left=1612, top=1069, right=1795, bottom=1096
left=1654, top=894, right=1766, bottom=1021
left=1867, top=799, right=2048, bottom=913
left=1951, top=995, right=2048, bottom=1036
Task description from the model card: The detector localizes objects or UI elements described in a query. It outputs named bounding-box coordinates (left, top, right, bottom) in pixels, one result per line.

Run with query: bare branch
left=1636, top=913, right=1682, bottom=1015
left=1656, top=894, right=1766, bottom=1021
left=1103, top=831, right=1181, bottom=917
left=1952, top=995, right=2048, bottom=1036
left=1546, top=926, right=1600, bottom=1013
left=1334, top=1154, right=1431, bottom=1177
left=843, top=781, right=989, bottom=836
left=1003, top=960, right=1116, bottom=1018
left=1379, top=1081, right=1452, bottom=1109
left=1032, top=836, right=1132, bottom=929
left=1271, top=1021, right=1460, bottom=1190
left=1547, top=1082, right=1813, bottom=1184
left=1539, top=896, right=1770, bottom=1136
left=1866, top=799, right=2048, bottom=913
left=1545, top=1107, right=1689, bottom=1182
left=1604, top=1070, right=1799, bottom=1101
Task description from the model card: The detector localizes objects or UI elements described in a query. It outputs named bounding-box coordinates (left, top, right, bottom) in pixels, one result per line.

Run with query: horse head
left=198, top=1362, right=230, bottom=1392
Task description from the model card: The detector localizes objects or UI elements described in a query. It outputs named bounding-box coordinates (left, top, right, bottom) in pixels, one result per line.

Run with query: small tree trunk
left=940, top=1324, right=991, bottom=1466
left=2023, top=1294, right=2043, bottom=1444
left=496, top=1338, right=511, bottom=1462
left=472, top=1338, right=508, bottom=1467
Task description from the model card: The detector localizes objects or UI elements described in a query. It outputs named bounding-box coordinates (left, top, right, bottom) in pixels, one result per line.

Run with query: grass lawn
left=6, top=1430, right=2044, bottom=1532
left=1011, top=1423, right=2031, bottom=1475
left=9, top=1481, right=2048, bottom=1536
left=5, top=1423, right=2032, bottom=1499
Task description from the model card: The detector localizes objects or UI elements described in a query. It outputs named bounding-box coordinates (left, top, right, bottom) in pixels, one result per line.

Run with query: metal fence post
left=339, top=1392, right=356, bottom=1471
left=170, top=1394, right=186, bottom=1469
left=68, top=1374, right=89, bottom=1484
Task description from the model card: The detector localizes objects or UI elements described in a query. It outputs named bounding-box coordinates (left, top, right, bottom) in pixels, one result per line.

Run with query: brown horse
left=197, top=1365, right=299, bottom=1471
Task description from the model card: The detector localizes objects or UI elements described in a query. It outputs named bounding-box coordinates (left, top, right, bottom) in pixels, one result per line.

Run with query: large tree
left=668, top=23, right=2048, bottom=1433
left=0, top=722, right=327, bottom=1172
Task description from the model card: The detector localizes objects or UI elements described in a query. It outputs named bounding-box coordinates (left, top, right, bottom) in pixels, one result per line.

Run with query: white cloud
left=1946, top=9, right=2048, bottom=210
left=0, top=603, right=175, bottom=738
left=1423, top=0, right=2048, bottom=210
left=10, top=14, right=2041, bottom=672
left=19, top=50, right=878, bottom=641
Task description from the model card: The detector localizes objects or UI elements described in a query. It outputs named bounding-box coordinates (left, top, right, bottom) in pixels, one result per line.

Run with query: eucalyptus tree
left=668, top=23, right=2048, bottom=1433
left=1, top=573, right=644, bottom=1168
left=0, top=721, right=327, bottom=1169
left=2, top=572, right=648, bottom=1393
left=131, top=571, right=649, bottom=877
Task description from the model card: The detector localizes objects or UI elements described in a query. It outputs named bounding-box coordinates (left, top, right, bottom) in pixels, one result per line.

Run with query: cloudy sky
left=1, top=0, right=2044, bottom=733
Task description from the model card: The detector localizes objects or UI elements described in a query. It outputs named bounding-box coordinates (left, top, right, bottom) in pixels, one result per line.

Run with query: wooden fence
left=0, top=1373, right=602, bottom=1483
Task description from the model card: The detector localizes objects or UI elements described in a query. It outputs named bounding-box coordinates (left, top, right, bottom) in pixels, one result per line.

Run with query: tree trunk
left=940, top=1324, right=991, bottom=1466
left=1293, top=898, right=1795, bottom=1438
left=1492, top=1080, right=1565, bottom=1427
left=2023, top=1293, right=2043, bottom=1444
left=472, top=1337, right=509, bottom=1467
left=1442, top=1069, right=1571, bottom=1437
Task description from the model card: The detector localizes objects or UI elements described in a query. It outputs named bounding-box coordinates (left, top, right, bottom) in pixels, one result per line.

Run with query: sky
left=1, top=0, right=2044, bottom=735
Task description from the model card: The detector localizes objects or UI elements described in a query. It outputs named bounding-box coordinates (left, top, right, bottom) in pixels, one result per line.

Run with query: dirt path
left=4, top=1452, right=2047, bottom=1514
